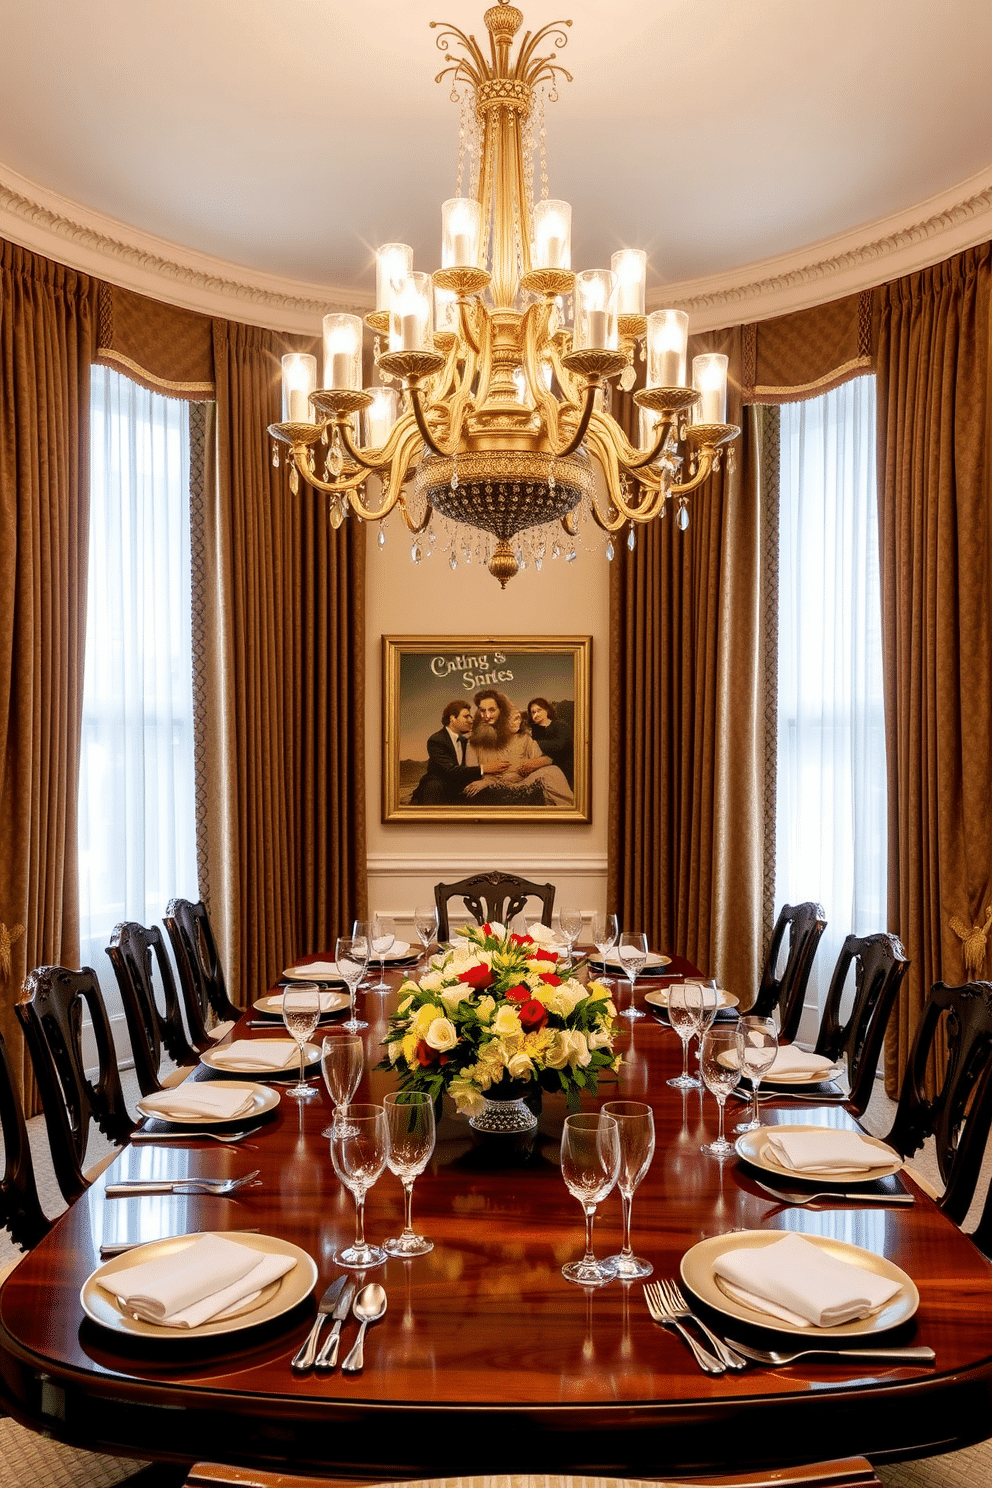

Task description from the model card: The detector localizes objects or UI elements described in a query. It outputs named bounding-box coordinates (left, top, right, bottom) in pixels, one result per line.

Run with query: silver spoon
left=341, top=1283, right=387, bottom=1373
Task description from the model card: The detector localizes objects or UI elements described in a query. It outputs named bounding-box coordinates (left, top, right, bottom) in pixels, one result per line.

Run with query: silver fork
left=131, top=1129, right=258, bottom=1146
left=105, top=1171, right=262, bottom=1197
left=657, top=1280, right=748, bottom=1370
left=723, top=1337, right=935, bottom=1367
left=754, top=1179, right=914, bottom=1208
left=642, top=1282, right=725, bottom=1374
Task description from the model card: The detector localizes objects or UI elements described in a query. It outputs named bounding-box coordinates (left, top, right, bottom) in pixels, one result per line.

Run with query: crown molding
left=659, top=168, right=992, bottom=330
left=3, top=159, right=992, bottom=335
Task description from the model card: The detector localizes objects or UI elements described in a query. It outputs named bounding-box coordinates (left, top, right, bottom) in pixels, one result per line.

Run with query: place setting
left=734, top=1125, right=915, bottom=1207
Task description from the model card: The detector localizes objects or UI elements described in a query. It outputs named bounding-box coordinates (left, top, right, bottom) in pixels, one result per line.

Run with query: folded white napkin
left=102, top=1234, right=296, bottom=1328
left=208, top=1039, right=300, bottom=1071
left=528, top=922, right=566, bottom=951
left=764, top=1129, right=896, bottom=1172
left=379, top=940, right=412, bottom=959
left=713, top=1233, right=902, bottom=1328
left=764, top=1045, right=838, bottom=1079
left=284, top=961, right=341, bottom=979
left=139, top=1084, right=258, bottom=1121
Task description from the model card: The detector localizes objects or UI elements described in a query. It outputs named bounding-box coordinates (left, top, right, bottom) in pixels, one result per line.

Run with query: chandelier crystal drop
left=267, top=5, right=739, bottom=586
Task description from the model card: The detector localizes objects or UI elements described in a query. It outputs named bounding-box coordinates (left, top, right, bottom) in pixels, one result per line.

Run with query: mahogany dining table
left=2, top=956, right=992, bottom=1481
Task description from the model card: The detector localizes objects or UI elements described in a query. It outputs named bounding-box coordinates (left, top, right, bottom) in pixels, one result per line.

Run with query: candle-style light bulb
left=375, top=244, right=414, bottom=314
left=532, top=200, right=572, bottom=270
left=573, top=270, right=618, bottom=351
left=692, top=353, right=729, bottom=423
left=442, top=198, right=482, bottom=269
left=389, top=273, right=433, bottom=353
left=363, top=386, right=399, bottom=448
left=646, top=310, right=689, bottom=388
left=611, top=249, right=646, bottom=316
left=281, top=353, right=317, bottom=424
left=322, top=314, right=363, bottom=391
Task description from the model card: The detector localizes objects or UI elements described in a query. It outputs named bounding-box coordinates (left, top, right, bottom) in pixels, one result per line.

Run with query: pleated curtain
left=0, top=241, right=96, bottom=1103
left=875, top=244, right=992, bottom=1094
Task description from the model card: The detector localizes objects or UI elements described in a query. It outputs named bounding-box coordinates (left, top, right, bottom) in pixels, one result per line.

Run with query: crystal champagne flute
left=666, top=983, right=701, bottom=1090
left=320, top=1031, right=364, bottom=1138
left=330, top=1102, right=388, bottom=1267
left=700, top=1021, right=743, bottom=1157
left=369, top=914, right=396, bottom=992
left=559, top=1111, right=621, bottom=1286
left=617, top=931, right=648, bottom=1021
left=600, top=1100, right=655, bottom=1280
left=414, top=904, right=438, bottom=963
left=336, top=935, right=369, bottom=1033
left=281, top=983, right=321, bottom=1101
left=733, top=1015, right=779, bottom=1132
left=383, top=1091, right=436, bottom=1256
left=590, top=911, right=618, bottom=966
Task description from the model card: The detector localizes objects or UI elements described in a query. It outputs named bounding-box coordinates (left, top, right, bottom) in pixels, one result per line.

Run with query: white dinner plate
left=253, top=990, right=349, bottom=1015
left=374, top=940, right=414, bottom=961
left=282, top=962, right=345, bottom=983
left=644, top=987, right=738, bottom=1012
left=135, top=1081, right=279, bottom=1125
left=761, top=1061, right=844, bottom=1087
left=200, top=1041, right=321, bottom=1075
left=591, top=952, right=672, bottom=972
left=735, top=1124, right=904, bottom=1182
left=81, top=1231, right=317, bottom=1340
left=681, top=1230, right=918, bottom=1339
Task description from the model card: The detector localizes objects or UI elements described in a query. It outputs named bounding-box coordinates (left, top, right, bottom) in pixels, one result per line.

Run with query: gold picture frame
left=382, top=635, right=591, bottom=823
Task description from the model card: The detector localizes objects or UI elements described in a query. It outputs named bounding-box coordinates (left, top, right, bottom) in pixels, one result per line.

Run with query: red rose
left=540, top=972, right=562, bottom=987
left=518, top=999, right=549, bottom=1032
left=460, top=963, right=494, bottom=989
left=531, top=947, right=558, bottom=963
left=481, top=922, right=494, bottom=936
left=415, top=1039, right=435, bottom=1067
left=505, top=984, right=531, bottom=1003
left=510, top=933, right=534, bottom=948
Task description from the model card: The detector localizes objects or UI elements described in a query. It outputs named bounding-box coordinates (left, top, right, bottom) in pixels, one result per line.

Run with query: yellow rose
left=476, top=994, right=496, bottom=1023
left=492, top=1004, right=522, bottom=1037
left=412, top=1002, right=444, bottom=1037
left=401, top=1032, right=418, bottom=1066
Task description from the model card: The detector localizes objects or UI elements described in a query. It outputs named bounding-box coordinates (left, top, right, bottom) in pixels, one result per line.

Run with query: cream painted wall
left=364, top=524, right=612, bottom=941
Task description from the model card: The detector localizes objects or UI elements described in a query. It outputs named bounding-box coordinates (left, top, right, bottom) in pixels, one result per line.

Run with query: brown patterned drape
left=875, top=243, right=992, bottom=1095
left=608, top=328, right=770, bottom=1005
left=0, top=241, right=97, bottom=1105
left=201, top=319, right=367, bottom=1005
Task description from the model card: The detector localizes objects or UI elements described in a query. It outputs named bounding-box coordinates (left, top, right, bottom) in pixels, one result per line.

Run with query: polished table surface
left=2, top=964, right=992, bottom=1478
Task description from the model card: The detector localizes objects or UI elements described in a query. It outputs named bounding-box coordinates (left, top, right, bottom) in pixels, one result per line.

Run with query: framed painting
left=382, top=635, right=591, bottom=822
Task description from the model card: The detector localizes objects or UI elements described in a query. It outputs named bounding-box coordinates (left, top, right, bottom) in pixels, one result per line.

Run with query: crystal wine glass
left=383, top=1091, right=436, bottom=1256
left=600, top=1100, right=655, bottom=1280
left=687, top=978, right=720, bottom=1073
left=559, top=1111, right=621, bottom=1287
left=617, top=931, right=648, bottom=1021
left=369, top=915, right=396, bottom=992
left=557, top=906, right=583, bottom=968
left=281, top=983, right=321, bottom=1101
left=413, top=904, right=438, bottom=962
left=336, top=935, right=369, bottom=1033
left=590, top=911, right=618, bottom=965
left=330, top=1102, right=389, bottom=1267
left=666, top=983, right=701, bottom=1091
left=319, top=1031, right=364, bottom=1138
left=733, top=1015, right=779, bottom=1133
left=699, top=1021, right=743, bottom=1157
left=352, top=920, right=372, bottom=989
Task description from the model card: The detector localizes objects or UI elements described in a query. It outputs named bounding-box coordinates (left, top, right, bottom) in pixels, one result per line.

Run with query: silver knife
left=314, top=1279, right=357, bottom=1370
left=291, top=1274, right=348, bottom=1372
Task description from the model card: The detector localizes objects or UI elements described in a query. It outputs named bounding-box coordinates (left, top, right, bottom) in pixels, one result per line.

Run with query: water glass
left=590, top=911, right=618, bottom=964
left=320, top=1031, right=364, bottom=1138
left=666, top=984, right=701, bottom=1091
left=281, top=983, right=321, bottom=1101
left=600, top=1100, right=655, bottom=1280
left=557, top=906, right=583, bottom=967
left=617, top=931, right=648, bottom=1021
left=383, top=1091, right=436, bottom=1256
left=336, top=935, right=370, bottom=1032
left=699, top=1022, right=742, bottom=1157
left=414, top=904, right=438, bottom=961
left=734, top=1015, right=779, bottom=1132
left=330, top=1102, right=388, bottom=1267
left=560, top=1111, right=621, bottom=1286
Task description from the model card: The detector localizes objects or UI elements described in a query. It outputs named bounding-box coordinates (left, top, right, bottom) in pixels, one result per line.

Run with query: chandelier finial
left=484, top=5, right=524, bottom=43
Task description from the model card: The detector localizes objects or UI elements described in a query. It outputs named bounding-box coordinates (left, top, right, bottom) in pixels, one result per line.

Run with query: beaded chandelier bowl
left=268, top=4, right=739, bottom=586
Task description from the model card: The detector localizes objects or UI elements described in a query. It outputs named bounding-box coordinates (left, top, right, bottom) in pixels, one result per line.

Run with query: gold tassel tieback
left=950, top=906, right=992, bottom=976
left=0, top=922, right=25, bottom=982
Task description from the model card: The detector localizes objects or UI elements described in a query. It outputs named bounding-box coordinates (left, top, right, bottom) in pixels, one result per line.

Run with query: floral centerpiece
left=377, top=922, right=620, bottom=1131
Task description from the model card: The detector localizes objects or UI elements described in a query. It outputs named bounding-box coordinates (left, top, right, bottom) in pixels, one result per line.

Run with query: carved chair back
left=750, top=901, right=827, bottom=1043
left=16, top=965, right=135, bottom=1205
left=163, top=898, right=240, bottom=1032
left=886, top=980, right=992, bottom=1225
left=0, top=1025, right=50, bottom=1251
left=814, top=932, right=909, bottom=1114
left=107, top=921, right=201, bottom=1093
left=434, top=872, right=556, bottom=943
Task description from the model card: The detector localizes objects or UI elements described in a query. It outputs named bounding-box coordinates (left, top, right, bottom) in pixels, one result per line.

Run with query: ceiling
left=2, top=0, right=991, bottom=324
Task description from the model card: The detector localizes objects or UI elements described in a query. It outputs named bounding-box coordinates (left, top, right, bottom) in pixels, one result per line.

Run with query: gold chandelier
left=268, top=4, right=739, bottom=586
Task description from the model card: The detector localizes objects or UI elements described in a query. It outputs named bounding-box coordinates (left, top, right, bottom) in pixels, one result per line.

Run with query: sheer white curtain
left=78, top=366, right=197, bottom=1013
left=775, top=375, right=887, bottom=1039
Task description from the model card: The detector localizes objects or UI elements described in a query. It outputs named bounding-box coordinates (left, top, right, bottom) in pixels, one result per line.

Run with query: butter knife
left=291, top=1274, right=348, bottom=1372
left=314, top=1279, right=357, bottom=1370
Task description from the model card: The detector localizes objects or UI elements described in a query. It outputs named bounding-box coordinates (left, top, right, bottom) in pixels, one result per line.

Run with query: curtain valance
left=741, top=290, right=874, bottom=404
left=95, top=282, right=216, bottom=398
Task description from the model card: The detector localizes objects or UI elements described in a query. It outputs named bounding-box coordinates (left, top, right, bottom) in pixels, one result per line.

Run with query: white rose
left=485, top=921, right=506, bottom=939
left=418, top=970, right=444, bottom=993
left=396, top=994, right=414, bottom=1017
left=448, top=1077, right=485, bottom=1116
left=565, top=1029, right=592, bottom=1068
left=440, top=986, right=472, bottom=1013
left=544, top=1031, right=570, bottom=1069
left=492, top=1004, right=522, bottom=1037
left=387, top=1039, right=404, bottom=1062
left=587, top=1029, right=612, bottom=1050
left=506, top=1050, right=533, bottom=1080
left=425, top=1016, right=458, bottom=1052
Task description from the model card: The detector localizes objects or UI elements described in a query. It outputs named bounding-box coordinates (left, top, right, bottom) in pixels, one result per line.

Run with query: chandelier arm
left=549, top=381, right=598, bottom=459
left=393, top=497, right=434, bottom=536
left=344, top=426, right=425, bottom=520
left=470, top=303, right=496, bottom=411
left=458, top=296, right=484, bottom=357
left=582, top=426, right=670, bottom=531
left=516, top=22, right=573, bottom=78
left=409, top=385, right=454, bottom=459
left=288, top=450, right=369, bottom=498
left=431, top=22, right=487, bottom=83
left=622, top=417, right=679, bottom=472
left=424, top=335, right=479, bottom=449
left=545, top=335, right=582, bottom=406
left=669, top=448, right=717, bottom=498
left=521, top=303, right=562, bottom=444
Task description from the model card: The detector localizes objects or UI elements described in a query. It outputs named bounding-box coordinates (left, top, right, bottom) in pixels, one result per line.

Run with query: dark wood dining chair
left=164, top=897, right=241, bottom=1039
left=750, top=900, right=827, bottom=1043
left=885, top=979, right=992, bottom=1225
left=434, top=871, right=556, bottom=942
left=106, top=921, right=199, bottom=1092
left=813, top=931, right=910, bottom=1114
left=16, top=965, right=136, bottom=1205
left=0, top=1024, right=51, bottom=1254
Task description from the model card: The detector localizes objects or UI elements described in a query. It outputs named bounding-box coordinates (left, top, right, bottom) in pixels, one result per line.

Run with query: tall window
left=78, top=366, right=197, bottom=1003
left=774, top=376, right=887, bottom=1037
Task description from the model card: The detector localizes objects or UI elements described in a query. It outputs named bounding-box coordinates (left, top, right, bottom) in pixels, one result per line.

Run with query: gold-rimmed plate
left=253, top=990, right=349, bottom=1015
left=200, top=1041, right=321, bottom=1075
left=591, top=952, right=671, bottom=972
left=135, top=1081, right=279, bottom=1125
left=644, top=987, right=738, bottom=1012
left=681, top=1230, right=918, bottom=1338
left=81, top=1231, right=317, bottom=1339
left=735, top=1124, right=904, bottom=1182
left=282, top=962, right=345, bottom=983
